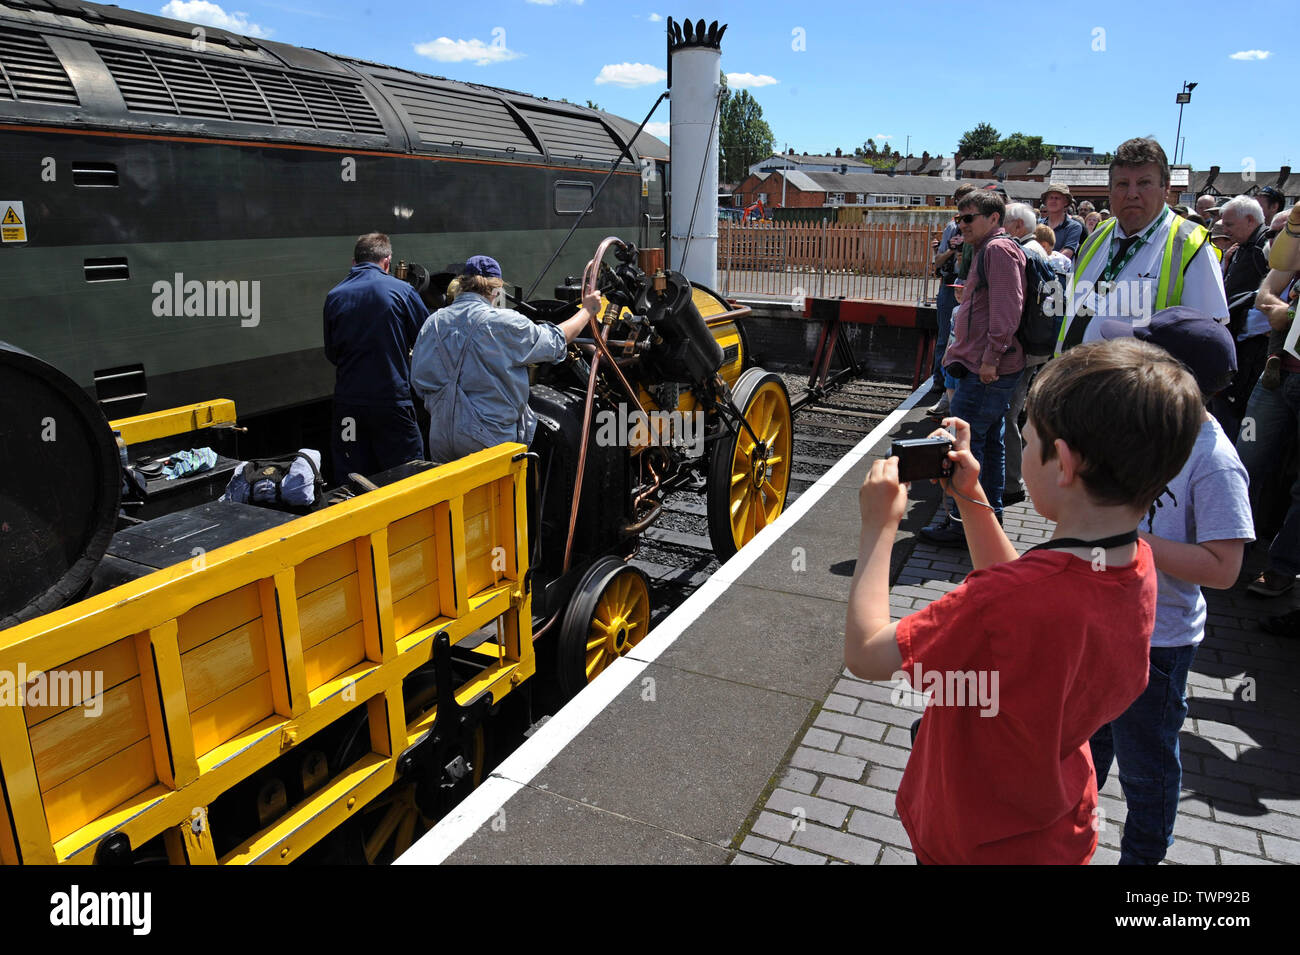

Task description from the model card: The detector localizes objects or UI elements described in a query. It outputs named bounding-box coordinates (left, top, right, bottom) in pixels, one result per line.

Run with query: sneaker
left=1002, top=486, right=1027, bottom=506
left=917, top=513, right=965, bottom=545
left=1262, top=355, right=1282, bottom=390
left=926, top=394, right=950, bottom=418
left=1247, top=569, right=1296, bottom=598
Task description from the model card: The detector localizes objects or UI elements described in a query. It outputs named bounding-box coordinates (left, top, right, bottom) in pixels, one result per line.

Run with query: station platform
left=398, top=384, right=1300, bottom=866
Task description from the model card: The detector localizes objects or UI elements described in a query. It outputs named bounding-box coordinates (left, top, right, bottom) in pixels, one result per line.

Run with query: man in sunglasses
left=919, top=190, right=1026, bottom=545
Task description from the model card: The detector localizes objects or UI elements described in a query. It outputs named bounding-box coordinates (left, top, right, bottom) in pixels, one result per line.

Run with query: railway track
left=633, top=373, right=916, bottom=625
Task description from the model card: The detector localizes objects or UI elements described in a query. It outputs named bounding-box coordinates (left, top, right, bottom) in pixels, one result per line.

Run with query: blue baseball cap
left=1098, top=307, right=1236, bottom=394
left=463, top=255, right=502, bottom=278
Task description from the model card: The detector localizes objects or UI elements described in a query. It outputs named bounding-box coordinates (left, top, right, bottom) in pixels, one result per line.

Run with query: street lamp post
left=1174, top=81, right=1196, bottom=165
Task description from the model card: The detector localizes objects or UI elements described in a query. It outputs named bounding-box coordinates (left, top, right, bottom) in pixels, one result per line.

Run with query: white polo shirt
left=1072, top=207, right=1229, bottom=342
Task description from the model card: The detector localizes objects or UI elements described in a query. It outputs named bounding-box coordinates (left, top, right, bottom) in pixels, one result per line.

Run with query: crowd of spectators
left=878, top=136, right=1300, bottom=864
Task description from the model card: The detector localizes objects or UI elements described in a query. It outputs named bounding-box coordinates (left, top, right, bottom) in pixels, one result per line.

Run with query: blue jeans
left=1089, top=643, right=1197, bottom=865
left=946, top=371, right=1021, bottom=517
left=934, top=284, right=957, bottom=387
left=1235, top=370, right=1300, bottom=575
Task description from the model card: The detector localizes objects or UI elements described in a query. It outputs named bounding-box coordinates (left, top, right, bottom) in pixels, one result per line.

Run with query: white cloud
left=413, top=37, right=522, bottom=66
left=649, top=13, right=662, bottom=21
left=726, top=72, right=779, bottom=88
left=594, top=62, right=667, bottom=87
left=645, top=121, right=670, bottom=140
left=875, top=134, right=893, bottom=141
left=1229, top=49, right=1271, bottom=60
left=161, top=1, right=271, bottom=37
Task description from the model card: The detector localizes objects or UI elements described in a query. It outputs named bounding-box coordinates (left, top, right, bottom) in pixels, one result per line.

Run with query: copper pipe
left=634, top=455, right=664, bottom=510
left=621, top=502, right=662, bottom=536
left=563, top=344, right=602, bottom=574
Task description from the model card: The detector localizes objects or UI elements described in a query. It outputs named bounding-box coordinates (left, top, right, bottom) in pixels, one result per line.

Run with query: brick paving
left=729, top=500, right=1300, bottom=865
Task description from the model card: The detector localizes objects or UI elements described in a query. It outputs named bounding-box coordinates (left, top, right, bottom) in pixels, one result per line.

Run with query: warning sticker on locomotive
left=1, top=202, right=26, bottom=243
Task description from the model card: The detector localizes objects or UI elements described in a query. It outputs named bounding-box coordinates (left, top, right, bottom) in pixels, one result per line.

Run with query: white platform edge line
left=397, top=377, right=932, bottom=865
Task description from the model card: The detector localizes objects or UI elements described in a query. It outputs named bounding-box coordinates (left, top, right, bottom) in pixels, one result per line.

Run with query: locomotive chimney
left=667, top=16, right=725, bottom=288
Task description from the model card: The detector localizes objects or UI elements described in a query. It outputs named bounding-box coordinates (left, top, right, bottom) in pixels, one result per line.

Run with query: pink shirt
left=945, top=230, right=1026, bottom=376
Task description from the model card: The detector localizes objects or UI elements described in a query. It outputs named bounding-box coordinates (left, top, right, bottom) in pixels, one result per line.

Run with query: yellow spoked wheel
left=707, top=368, right=793, bottom=560
left=557, top=557, right=652, bottom=699
left=362, top=722, right=485, bottom=865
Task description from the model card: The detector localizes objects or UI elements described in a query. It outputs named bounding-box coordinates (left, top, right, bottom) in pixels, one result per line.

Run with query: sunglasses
left=957, top=213, right=988, bottom=224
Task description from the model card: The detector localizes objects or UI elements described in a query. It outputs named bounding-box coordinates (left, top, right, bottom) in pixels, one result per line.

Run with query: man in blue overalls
left=323, top=233, right=428, bottom=480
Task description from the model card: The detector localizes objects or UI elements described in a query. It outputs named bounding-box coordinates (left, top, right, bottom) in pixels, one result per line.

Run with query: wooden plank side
left=388, top=536, right=439, bottom=603
left=180, top=619, right=269, bottom=712
left=190, top=674, right=276, bottom=758
left=22, top=638, right=140, bottom=728
left=303, top=622, right=366, bottom=691
left=391, top=583, right=440, bottom=639
left=387, top=508, right=436, bottom=553
left=41, top=738, right=157, bottom=845
left=177, top=584, right=261, bottom=655
left=297, top=573, right=362, bottom=651
left=29, top=678, right=151, bottom=793
left=293, top=542, right=357, bottom=598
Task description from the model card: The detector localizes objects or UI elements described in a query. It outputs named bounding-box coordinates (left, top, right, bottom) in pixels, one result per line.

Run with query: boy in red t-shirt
left=844, top=339, right=1205, bottom=864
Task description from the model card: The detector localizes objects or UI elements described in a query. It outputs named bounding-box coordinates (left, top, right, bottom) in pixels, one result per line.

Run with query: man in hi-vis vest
left=1055, top=138, right=1228, bottom=354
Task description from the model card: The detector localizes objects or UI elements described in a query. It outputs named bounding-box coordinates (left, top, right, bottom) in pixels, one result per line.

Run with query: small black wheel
left=706, top=368, right=793, bottom=561
left=557, top=557, right=651, bottom=699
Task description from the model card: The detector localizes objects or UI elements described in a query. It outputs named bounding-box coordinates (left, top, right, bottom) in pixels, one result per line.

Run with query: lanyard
left=1098, top=210, right=1166, bottom=285
left=1026, top=529, right=1138, bottom=553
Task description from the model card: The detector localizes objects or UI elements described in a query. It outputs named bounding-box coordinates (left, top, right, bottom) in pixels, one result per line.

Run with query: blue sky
left=123, top=0, right=1290, bottom=171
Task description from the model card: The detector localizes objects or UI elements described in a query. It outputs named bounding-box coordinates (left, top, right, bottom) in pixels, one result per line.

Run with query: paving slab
left=529, top=662, right=813, bottom=845
left=444, top=785, right=730, bottom=865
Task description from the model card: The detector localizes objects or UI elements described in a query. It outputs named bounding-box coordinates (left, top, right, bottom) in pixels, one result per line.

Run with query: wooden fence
left=718, top=219, right=944, bottom=304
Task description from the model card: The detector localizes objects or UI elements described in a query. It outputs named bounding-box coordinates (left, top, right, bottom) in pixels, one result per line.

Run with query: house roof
left=757, top=152, right=871, bottom=168
left=958, top=159, right=996, bottom=173
left=751, top=170, right=1045, bottom=202
left=896, top=157, right=927, bottom=173
left=1192, top=169, right=1294, bottom=199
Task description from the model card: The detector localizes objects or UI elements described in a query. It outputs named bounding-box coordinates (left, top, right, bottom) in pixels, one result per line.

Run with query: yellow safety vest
left=1055, top=213, right=1213, bottom=354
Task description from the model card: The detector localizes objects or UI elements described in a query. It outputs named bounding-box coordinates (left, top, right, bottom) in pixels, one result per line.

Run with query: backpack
left=976, top=236, right=1066, bottom=357
left=223, top=449, right=325, bottom=513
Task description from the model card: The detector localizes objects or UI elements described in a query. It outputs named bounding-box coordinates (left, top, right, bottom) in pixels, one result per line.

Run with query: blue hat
left=1098, top=307, right=1236, bottom=394
left=463, top=255, right=502, bottom=278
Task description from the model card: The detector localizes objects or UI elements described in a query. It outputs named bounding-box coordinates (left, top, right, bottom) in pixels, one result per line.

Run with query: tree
left=993, top=132, right=1052, bottom=161
left=957, top=122, right=1000, bottom=159
left=718, top=87, right=775, bottom=183
left=585, top=100, right=602, bottom=111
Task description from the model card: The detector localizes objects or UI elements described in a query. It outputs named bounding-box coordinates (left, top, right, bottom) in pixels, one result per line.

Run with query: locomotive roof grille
left=0, top=29, right=79, bottom=106
left=91, top=41, right=385, bottom=135
left=517, top=107, right=627, bottom=165
left=379, top=79, right=542, bottom=157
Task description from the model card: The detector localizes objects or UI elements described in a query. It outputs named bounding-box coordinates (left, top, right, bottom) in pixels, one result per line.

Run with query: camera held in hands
left=891, top=437, right=954, bottom=483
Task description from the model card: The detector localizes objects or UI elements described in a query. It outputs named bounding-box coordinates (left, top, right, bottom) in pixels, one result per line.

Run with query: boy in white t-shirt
left=1091, top=307, right=1254, bottom=865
